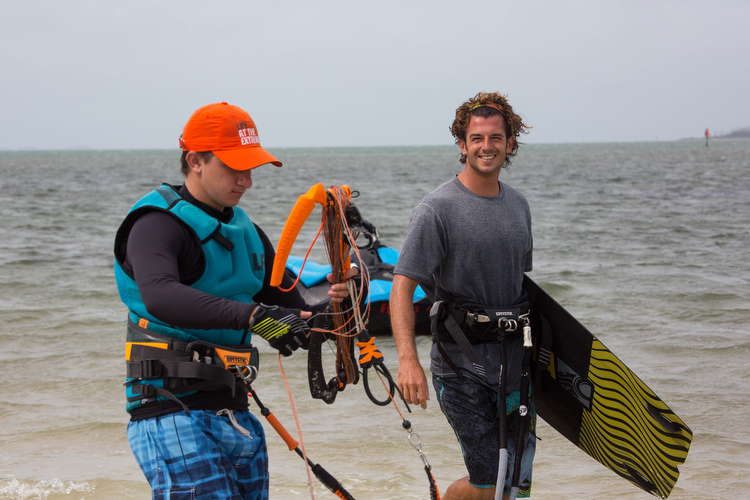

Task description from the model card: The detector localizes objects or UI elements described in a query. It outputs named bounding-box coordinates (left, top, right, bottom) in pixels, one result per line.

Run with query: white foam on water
left=0, top=478, right=95, bottom=500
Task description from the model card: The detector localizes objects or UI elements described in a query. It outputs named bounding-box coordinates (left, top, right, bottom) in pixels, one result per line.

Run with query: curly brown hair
left=450, top=92, right=531, bottom=167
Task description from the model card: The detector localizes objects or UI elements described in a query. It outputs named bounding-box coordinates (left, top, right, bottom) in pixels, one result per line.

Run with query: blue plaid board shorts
left=434, top=375, right=536, bottom=498
left=128, top=410, right=268, bottom=500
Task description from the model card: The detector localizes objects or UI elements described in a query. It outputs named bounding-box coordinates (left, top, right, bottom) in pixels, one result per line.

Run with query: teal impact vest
left=114, top=184, right=266, bottom=345
left=114, top=185, right=266, bottom=412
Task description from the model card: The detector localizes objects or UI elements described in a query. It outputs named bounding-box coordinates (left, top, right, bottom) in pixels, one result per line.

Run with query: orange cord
left=278, top=353, right=316, bottom=499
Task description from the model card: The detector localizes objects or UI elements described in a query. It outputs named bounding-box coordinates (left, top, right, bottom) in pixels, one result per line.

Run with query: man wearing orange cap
left=114, top=102, right=355, bottom=499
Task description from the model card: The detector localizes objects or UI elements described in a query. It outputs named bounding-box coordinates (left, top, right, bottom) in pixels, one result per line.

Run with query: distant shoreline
left=3, top=133, right=750, bottom=152
left=712, top=127, right=750, bottom=139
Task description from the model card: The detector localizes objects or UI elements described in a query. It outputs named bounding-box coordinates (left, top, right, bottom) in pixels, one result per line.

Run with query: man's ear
left=185, top=151, right=202, bottom=175
left=457, top=138, right=468, bottom=156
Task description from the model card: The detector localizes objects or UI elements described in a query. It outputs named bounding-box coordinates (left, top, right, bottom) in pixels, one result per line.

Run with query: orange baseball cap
left=179, top=102, right=282, bottom=170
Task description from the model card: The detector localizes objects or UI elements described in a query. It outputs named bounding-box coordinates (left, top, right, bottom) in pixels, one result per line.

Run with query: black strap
left=125, top=319, right=259, bottom=413
left=129, top=383, right=192, bottom=413
left=126, top=358, right=237, bottom=394
left=128, top=379, right=237, bottom=415
left=434, top=302, right=490, bottom=382
left=207, top=227, right=235, bottom=251
left=128, top=343, right=188, bottom=361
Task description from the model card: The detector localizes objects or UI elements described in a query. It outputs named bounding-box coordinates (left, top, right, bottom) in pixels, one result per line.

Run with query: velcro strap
left=127, top=360, right=237, bottom=395
left=127, top=343, right=189, bottom=362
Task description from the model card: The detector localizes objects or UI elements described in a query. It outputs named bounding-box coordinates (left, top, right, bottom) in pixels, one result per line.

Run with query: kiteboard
left=524, top=275, right=692, bottom=498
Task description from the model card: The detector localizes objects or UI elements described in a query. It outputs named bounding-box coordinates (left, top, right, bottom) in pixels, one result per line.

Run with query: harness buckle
left=467, top=311, right=491, bottom=327
left=135, top=383, right=157, bottom=397
left=127, top=358, right=162, bottom=379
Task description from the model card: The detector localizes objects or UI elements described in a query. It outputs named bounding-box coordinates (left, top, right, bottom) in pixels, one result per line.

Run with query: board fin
left=646, top=402, right=681, bottom=434
left=624, top=464, right=658, bottom=495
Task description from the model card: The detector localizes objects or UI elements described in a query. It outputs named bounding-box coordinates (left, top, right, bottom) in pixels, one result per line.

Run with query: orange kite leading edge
left=270, top=183, right=352, bottom=287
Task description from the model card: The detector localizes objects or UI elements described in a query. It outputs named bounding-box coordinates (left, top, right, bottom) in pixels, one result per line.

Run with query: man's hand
left=327, top=267, right=360, bottom=303
left=249, top=303, right=310, bottom=356
left=397, top=356, right=430, bottom=410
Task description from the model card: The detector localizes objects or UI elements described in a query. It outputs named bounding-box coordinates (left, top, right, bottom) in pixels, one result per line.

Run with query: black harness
left=431, top=300, right=531, bottom=383
left=125, top=319, right=260, bottom=415
left=429, top=296, right=533, bottom=499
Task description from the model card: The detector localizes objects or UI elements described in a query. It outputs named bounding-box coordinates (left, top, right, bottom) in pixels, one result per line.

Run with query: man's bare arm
left=390, top=274, right=430, bottom=409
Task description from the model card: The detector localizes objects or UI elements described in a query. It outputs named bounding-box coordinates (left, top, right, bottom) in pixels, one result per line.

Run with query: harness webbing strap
left=129, top=380, right=229, bottom=415
left=128, top=343, right=187, bottom=361
left=126, top=359, right=237, bottom=394
left=436, top=307, right=490, bottom=382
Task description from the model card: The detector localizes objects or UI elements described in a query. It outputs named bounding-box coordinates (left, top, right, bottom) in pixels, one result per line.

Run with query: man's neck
left=179, top=185, right=233, bottom=222
left=457, top=169, right=501, bottom=197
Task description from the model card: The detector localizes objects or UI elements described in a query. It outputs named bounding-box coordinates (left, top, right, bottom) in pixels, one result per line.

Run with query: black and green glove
left=250, top=303, right=310, bottom=357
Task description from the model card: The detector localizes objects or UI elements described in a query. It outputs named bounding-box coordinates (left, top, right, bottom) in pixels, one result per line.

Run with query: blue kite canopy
left=285, top=255, right=331, bottom=288
left=284, top=239, right=432, bottom=337
left=285, top=248, right=426, bottom=303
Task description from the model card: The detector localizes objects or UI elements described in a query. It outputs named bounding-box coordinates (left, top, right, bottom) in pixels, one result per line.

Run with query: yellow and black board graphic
left=524, top=276, right=692, bottom=499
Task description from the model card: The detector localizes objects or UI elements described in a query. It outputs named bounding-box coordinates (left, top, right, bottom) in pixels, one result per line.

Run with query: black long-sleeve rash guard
left=122, top=185, right=309, bottom=333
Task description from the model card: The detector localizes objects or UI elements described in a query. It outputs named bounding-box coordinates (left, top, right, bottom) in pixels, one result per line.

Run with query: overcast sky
left=2, top=1, right=748, bottom=150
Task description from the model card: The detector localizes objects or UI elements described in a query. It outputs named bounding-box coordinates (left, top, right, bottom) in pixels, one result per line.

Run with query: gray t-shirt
left=395, top=176, right=533, bottom=389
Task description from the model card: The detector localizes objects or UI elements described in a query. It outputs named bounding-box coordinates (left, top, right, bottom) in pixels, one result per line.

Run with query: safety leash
left=403, top=418, right=441, bottom=500
left=247, top=385, right=356, bottom=500
left=366, top=359, right=441, bottom=500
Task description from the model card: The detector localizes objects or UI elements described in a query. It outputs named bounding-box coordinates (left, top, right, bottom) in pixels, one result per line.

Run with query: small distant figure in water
left=705, top=128, right=710, bottom=147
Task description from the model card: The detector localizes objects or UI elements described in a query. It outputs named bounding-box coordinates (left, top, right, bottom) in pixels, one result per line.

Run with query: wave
left=0, top=478, right=94, bottom=500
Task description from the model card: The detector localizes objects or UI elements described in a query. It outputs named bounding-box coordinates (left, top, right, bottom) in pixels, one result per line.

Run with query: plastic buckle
left=138, top=359, right=162, bottom=379
left=136, top=383, right=157, bottom=397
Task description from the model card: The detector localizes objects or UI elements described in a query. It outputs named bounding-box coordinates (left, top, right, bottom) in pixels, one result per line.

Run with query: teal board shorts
left=434, top=375, right=536, bottom=498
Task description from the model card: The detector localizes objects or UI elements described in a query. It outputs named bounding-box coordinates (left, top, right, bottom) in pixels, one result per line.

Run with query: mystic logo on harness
left=217, top=351, right=252, bottom=366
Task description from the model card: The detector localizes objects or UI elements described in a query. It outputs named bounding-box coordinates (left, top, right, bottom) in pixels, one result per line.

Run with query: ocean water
left=0, top=140, right=748, bottom=499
